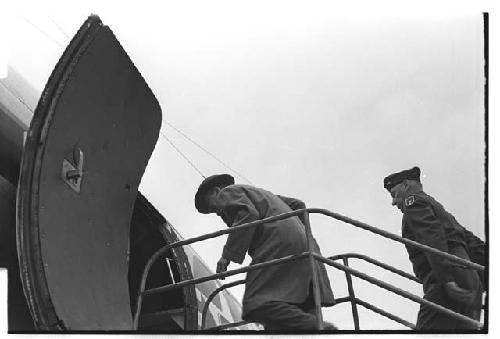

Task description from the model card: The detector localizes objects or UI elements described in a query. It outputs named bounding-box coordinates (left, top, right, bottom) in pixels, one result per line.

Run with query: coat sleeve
left=218, top=187, right=260, bottom=264
left=277, top=195, right=306, bottom=224
left=277, top=195, right=306, bottom=210
left=404, top=197, right=454, bottom=284
left=462, top=227, right=485, bottom=266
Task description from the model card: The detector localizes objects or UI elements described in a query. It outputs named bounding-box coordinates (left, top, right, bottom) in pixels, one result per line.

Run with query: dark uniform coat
left=401, top=190, right=484, bottom=330
left=216, top=184, right=335, bottom=318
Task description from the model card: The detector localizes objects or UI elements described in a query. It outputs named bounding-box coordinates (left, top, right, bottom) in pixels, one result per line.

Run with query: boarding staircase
left=133, top=208, right=486, bottom=331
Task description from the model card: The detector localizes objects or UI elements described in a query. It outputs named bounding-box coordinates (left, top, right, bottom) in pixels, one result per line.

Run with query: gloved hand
left=444, top=281, right=475, bottom=305
left=216, top=257, right=230, bottom=279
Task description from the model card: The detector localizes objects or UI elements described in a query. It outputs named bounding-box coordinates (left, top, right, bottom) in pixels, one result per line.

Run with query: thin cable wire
left=8, top=18, right=251, bottom=185
left=0, top=81, right=35, bottom=113
left=1, top=84, right=206, bottom=180
left=160, top=130, right=206, bottom=179
left=50, top=17, right=70, bottom=39
left=21, top=16, right=64, bottom=48
left=16, top=15, right=253, bottom=186
left=2, top=82, right=202, bottom=183
left=163, top=120, right=254, bottom=185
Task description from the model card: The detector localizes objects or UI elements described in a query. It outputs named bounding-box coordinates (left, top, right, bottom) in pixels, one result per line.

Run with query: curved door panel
left=17, top=15, right=161, bottom=330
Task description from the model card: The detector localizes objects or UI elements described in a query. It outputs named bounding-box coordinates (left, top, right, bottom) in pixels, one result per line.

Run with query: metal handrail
left=302, top=211, right=324, bottom=329
left=200, top=251, right=483, bottom=330
left=197, top=255, right=419, bottom=330
left=332, top=255, right=416, bottom=330
left=142, top=252, right=308, bottom=296
left=201, top=286, right=351, bottom=331
left=134, top=207, right=485, bottom=330
left=330, top=253, right=421, bottom=283
left=204, top=299, right=416, bottom=331
left=330, top=296, right=416, bottom=329
left=201, top=283, right=414, bottom=331
left=332, top=254, right=486, bottom=308
left=201, top=279, right=246, bottom=330
left=133, top=209, right=308, bottom=328
left=134, top=251, right=309, bottom=328
left=315, top=254, right=482, bottom=329
left=342, top=257, right=360, bottom=329
left=353, top=298, right=416, bottom=329
left=306, top=208, right=484, bottom=271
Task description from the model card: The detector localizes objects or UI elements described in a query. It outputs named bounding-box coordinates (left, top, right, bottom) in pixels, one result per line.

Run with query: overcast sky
left=1, top=1, right=491, bottom=331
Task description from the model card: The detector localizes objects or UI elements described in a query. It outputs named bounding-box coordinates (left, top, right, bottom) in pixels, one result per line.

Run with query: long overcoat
left=401, top=190, right=483, bottom=330
left=216, top=184, right=335, bottom=318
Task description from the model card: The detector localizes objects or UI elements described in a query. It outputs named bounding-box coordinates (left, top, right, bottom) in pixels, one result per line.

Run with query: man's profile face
left=204, top=186, right=220, bottom=213
left=390, top=182, right=406, bottom=212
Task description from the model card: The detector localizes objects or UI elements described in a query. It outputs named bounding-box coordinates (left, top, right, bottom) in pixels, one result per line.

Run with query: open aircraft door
left=16, top=15, right=161, bottom=330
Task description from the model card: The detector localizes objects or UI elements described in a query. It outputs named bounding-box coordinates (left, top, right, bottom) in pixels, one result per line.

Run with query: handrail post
left=303, top=211, right=323, bottom=330
left=342, top=257, right=360, bottom=330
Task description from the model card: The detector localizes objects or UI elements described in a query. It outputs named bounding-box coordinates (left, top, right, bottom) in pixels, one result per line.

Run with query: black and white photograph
left=0, top=0, right=494, bottom=334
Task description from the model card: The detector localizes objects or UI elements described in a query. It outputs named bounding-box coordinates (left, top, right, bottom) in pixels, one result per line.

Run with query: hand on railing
left=216, top=257, right=230, bottom=279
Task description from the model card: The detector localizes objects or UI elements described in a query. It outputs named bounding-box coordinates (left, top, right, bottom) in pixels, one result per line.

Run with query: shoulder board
left=405, top=195, right=415, bottom=207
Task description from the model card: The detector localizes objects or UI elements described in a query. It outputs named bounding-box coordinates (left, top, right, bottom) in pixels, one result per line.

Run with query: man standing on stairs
left=384, top=166, right=484, bottom=330
left=195, top=174, right=337, bottom=331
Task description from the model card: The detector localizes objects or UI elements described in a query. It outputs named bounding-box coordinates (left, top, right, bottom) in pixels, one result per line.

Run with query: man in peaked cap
left=195, top=174, right=337, bottom=331
left=384, top=167, right=485, bottom=330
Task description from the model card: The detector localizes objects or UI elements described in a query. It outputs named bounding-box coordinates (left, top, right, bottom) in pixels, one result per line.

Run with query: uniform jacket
left=401, top=190, right=484, bottom=285
left=216, top=184, right=335, bottom=317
